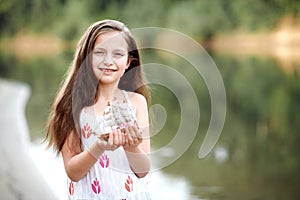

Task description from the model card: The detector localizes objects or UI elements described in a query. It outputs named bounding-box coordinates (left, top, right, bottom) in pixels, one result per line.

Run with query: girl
left=45, top=19, right=151, bottom=199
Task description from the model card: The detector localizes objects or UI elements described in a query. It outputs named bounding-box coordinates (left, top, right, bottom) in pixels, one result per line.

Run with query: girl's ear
left=126, top=62, right=130, bottom=69
left=126, top=56, right=132, bottom=69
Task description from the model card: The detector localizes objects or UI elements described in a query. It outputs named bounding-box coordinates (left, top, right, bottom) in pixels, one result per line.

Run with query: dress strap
left=121, top=90, right=132, bottom=106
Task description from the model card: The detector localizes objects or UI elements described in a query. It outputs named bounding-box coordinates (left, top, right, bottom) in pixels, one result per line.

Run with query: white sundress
left=67, top=91, right=151, bottom=200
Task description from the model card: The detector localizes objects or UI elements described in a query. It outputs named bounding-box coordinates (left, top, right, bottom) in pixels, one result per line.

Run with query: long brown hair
left=45, top=19, right=149, bottom=154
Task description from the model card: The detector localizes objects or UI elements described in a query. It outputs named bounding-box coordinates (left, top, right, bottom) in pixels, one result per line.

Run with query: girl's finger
left=118, top=128, right=124, bottom=145
left=132, top=125, right=142, bottom=143
left=126, top=131, right=134, bottom=146
left=116, top=128, right=122, bottom=146
left=124, top=125, right=131, bottom=136
left=132, top=125, right=141, bottom=137
left=124, top=132, right=129, bottom=146
left=128, top=125, right=135, bottom=137
left=108, top=132, right=114, bottom=146
left=112, top=128, right=118, bottom=146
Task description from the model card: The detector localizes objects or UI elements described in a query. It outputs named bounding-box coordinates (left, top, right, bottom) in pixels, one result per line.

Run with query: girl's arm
left=61, top=132, right=103, bottom=182
left=61, top=130, right=123, bottom=182
left=124, top=93, right=151, bottom=178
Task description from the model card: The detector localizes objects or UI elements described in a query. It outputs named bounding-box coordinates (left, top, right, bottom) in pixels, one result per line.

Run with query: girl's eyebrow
left=94, top=47, right=127, bottom=52
left=94, top=46, right=105, bottom=50
left=113, top=48, right=127, bottom=52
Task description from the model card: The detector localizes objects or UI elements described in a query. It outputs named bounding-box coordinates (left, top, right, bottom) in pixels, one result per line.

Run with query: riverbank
left=1, top=17, right=299, bottom=73
left=210, top=16, right=300, bottom=73
left=0, top=34, right=64, bottom=59
left=0, top=79, right=57, bottom=200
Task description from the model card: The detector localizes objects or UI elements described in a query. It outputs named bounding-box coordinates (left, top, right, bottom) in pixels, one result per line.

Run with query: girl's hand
left=97, top=128, right=124, bottom=151
left=123, top=122, right=143, bottom=149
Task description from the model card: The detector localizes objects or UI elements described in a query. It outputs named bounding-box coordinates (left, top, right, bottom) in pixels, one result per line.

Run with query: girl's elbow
left=66, top=172, right=82, bottom=182
left=135, top=164, right=150, bottom=178
left=136, top=171, right=149, bottom=178
left=65, top=167, right=84, bottom=182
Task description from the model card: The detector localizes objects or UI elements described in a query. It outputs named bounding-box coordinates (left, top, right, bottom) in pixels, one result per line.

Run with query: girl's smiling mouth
left=99, top=67, right=118, bottom=72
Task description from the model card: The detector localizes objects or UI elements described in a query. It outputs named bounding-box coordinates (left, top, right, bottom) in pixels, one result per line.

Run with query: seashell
left=104, top=119, right=114, bottom=127
left=104, top=113, right=113, bottom=120
left=104, top=106, right=111, bottom=114
left=99, top=97, right=136, bottom=141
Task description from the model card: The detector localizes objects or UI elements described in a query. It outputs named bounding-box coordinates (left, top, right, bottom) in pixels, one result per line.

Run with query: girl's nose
left=103, top=54, right=113, bottom=66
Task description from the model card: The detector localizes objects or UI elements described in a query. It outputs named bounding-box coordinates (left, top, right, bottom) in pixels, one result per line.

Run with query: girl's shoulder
left=80, top=106, right=94, bottom=118
left=123, top=90, right=147, bottom=108
left=79, top=106, right=102, bottom=124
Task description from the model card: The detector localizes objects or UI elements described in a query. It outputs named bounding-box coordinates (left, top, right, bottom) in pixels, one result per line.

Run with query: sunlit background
left=1, top=0, right=300, bottom=199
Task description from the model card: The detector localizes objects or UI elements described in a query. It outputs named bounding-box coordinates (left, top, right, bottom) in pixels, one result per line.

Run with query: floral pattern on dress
left=91, top=178, right=101, bottom=194
left=99, top=153, right=110, bottom=168
left=81, top=123, right=92, bottom=139
left=69, top=181, right=74, bottom=195
left=125, top=175, right=133, bottom=192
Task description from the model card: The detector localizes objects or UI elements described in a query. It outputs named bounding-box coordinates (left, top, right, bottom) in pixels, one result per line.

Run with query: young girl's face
left=92, top=31, right=130, bottom=85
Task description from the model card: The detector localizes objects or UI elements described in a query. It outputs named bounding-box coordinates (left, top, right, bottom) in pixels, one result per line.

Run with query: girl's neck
left=96, top=83, right=120, bottom=103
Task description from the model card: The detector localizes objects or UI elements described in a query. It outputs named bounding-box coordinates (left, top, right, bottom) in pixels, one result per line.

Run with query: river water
left=1, top=40, right=300, bottom=199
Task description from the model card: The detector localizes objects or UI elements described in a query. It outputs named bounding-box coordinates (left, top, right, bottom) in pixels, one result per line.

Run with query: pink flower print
left=99, top=153, right=110, bottom=168
left=91, top=178, right=101, bottom=194
left=69, top=181, right=74, bottom=195
left=125, top=175, right=133, bottom=192
left=82, top=123, right=92, bottom=139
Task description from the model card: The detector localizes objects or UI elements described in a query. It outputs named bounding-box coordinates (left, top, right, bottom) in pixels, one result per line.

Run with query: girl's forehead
left=94, top=31, right=128, bottom=50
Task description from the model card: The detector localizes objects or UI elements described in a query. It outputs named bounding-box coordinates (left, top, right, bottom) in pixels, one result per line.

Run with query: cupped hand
left=123, top=123, right=143, bottom=149
left=97, top=128, right=125, bottom=151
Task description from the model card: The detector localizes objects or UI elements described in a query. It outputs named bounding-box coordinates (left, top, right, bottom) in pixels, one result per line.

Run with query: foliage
left=0, top=0, right=299, bottom=39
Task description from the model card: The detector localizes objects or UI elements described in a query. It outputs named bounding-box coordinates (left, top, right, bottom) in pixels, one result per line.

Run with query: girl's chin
left=94, top=72, right=115, bottom=80
left=99, top=77, right=119, bottom=84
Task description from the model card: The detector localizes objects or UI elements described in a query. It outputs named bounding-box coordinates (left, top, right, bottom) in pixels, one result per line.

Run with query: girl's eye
left=94, top=50, right=105, bottom=55
left=113, top=52, right=125, bottom=58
